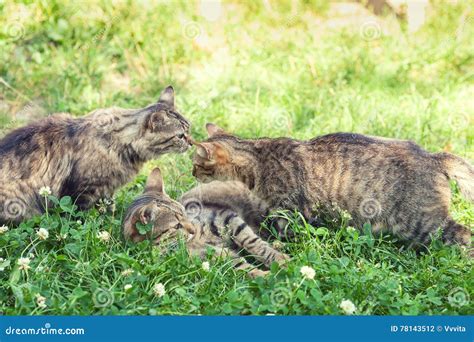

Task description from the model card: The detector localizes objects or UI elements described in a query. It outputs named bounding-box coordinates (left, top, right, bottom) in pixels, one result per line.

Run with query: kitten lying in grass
left=192, top=123, right=473, bottom=250
left=0, top=86, right=191, bottom=224
left=123, top=168, right=289, bottom=277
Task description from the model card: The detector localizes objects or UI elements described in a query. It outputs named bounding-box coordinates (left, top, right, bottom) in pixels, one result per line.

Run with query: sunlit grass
left=0, top=0, right=472, bottom=315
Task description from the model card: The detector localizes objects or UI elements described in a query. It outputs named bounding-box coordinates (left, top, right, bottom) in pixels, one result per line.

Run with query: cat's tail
left=438, top=152, right=474, bottom=202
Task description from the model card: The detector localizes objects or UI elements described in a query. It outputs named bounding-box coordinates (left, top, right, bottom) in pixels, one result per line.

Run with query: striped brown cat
left=123, top=168, right=289, bottom=277
left=0, top=86, right=191, bottom=224
left=192, top=123, right=473, bottom=250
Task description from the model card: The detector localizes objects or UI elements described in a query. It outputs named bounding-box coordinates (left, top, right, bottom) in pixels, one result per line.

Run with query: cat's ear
left=139, top=206, right=155, bottom=225
left=158, top=86, right=175, bottom=107
left=206, top=123, right=227, bottom=137
left=195, top=142, right=229, bottom=163
left=144, top=167, right=165, bottom=193
left=195, top=142, right=215, bottom=160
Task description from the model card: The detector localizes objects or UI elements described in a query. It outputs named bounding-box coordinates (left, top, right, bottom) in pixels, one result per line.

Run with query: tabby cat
left=192, top=123, right=473, bottom=248
left=123, top=168, right=289, bottom=277
left=0, top=86, right=191, bottom=224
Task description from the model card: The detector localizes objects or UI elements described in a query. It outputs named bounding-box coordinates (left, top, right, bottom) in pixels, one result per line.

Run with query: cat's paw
left=248, top=269, right=269, bottom=278
left=274, top=252, right=291, bottom=267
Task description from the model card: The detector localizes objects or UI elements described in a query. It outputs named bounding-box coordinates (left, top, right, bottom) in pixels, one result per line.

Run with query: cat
left=192, top=123, right=473, bottom=249
left=122, top=167, right=289, bottom=277
left=0, top=86, right=191, bottom=224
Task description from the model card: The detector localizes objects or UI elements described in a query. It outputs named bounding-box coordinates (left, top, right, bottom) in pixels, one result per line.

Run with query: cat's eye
left=177, top=133, right=185, bottom=139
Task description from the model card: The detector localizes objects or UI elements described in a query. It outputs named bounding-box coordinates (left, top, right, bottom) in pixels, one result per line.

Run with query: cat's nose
left=185, top=134, right=193, bottom=145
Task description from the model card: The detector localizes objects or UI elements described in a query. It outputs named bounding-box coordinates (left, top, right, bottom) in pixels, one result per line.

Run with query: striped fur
left=122, top=168, right=289, bottom=277
left=0, top=86, right=191, bottom=224
left=192, top=124, right=473, bottom=250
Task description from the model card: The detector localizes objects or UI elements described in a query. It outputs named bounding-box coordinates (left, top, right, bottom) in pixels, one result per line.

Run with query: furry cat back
left=192, top=123, right=473, bottom=248
left=0, top=86, right=191, bottom=224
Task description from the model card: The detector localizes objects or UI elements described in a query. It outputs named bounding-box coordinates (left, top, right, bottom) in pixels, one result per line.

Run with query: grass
left=0, top=0, right=473, bottom=315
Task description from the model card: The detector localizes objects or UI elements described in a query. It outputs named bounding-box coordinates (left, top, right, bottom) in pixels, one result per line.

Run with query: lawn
left=0, top=0, right=472, bottom=315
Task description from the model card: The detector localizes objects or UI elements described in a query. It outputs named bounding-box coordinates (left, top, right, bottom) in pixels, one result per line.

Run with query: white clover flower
left=300, top=265, right=316, bottom=280
left=36, top=294, right=47, bottom=309
left=17, top=257, right=31, bottom=271
left=341, top=210, right=352, bottom=220
left=0, top=225, right=9, bottom=234
left=0, top=257, right=5, bottom=271
left=202, top=261, right=210, bottom=272
left=153, top=283, right=166, bottom=297
left=97, top=231, right=111, bottom=243
left=56, top=233, right=67, bottom=241
left=36, top=228, right=49, bottom=240
left=121, top=269, right=133, bottom=277
left=346, top=226, right=357, bottom=234
left=39, top=186, right=52, bottom=197
left=124, top=284, right=133, bottom=291
left=272, top=240, right=284, bottom=251
left=340, top=299, right=357, bottom=315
